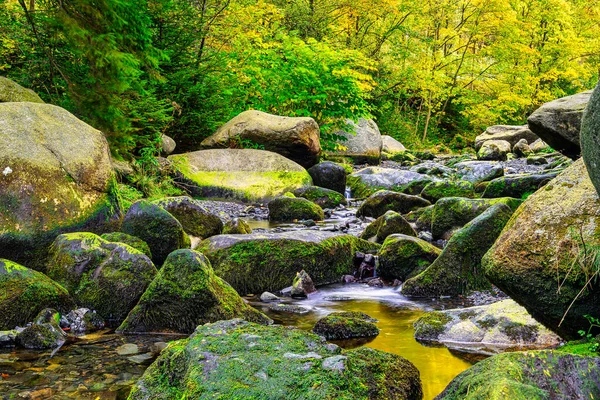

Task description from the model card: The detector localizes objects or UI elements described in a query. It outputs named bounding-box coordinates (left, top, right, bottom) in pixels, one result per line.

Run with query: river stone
left=378, top=234, right=441, bottom=281
left=223, top=218, right=252, bottom=235
left=17, top=322, right=66, bottom=350
left=527, top=90, right=592, bottom=159
left=313, top=311, right=379, bottom=340
left=483, top=159, right=600, bottom=339
left=0, top=259, right=74, bottom=330
left=169, top=149, right=312, bottom=202
left=65, top=308, right=105, bottom=334
left=512, top=138, right=532, bottom=158
left=414, top=299, right=561, bottom=354
left=100, top=232, right=152, bottom=259
left=332, top=118, right=382, bottom=164
left=307, top=162, right=347, bottom=194
left=47, top=232, right=157, bottom=322
left=200, top=110, right=320, bottom=168
left=268, top=196, right=325, bottom=221
left=117, top=250, right=271, bottom=334
left=482, top=171, right=560, bottom=198
left=196, top=231, right=379, bottom=295
left=152, top=196, right=223, bottom=239
left=116, top=343, right=139, bottom=356
left=0, top=76, right=44, bottom=103
left=292, top=186, right=347, bottom=208
left=268, top=303, right=311, bottom=314
left=348, top=167, right=437, bottom=198
left=420, top=180, right=476, bottom=203
left=128, top=319, right=422, bottom=400
left=454, top=161, right=504, bottom=184
left=360, top=210, right=416, bottom=243
left=259, top=292, right=281, bottom=302
left=402, top=203, right=514, bottom=297
left=381, top=135, right=406, bottom=159
left=357, top=190, right=431, bottom=219
left=581, top=82, right=600, bottom=197
left=121, top=200, right=190, bottom=265
left=529, top=138, right=551, bottom=153
left=477, top=140, right=511, bottom=161
left=160, top=134, right=176, bottom=155
left=409, top=162, right=455, bottom=178
left=474, top=125, right=538, bottom=150
left=291, top=270, right=316, bottom=298
left=431, top=197, right=522, bottom=240
left=0, top=330, right=17, bottom=347
left=436, top=350, right=600, bottom=400
left=0, top=103, right=118, bottom=270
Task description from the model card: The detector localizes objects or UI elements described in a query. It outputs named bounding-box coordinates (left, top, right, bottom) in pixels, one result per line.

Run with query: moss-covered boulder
left=169, top=149, right=312, bottom=202
left=331, top=118, right=383, bottom=165
left=292, top=186, right=347, bottom=208
left=402, top=203, right=513, bottom=297
left=580, top=82, right=600, bottom=196
left=200, top=110, right=321, bottom=168
left=128, top=319, right=423, bottom=400
left=47, top=233, right=157, bottom=321
left=420, top=180, right=476, bottom=203
left=348, top=167, right=437, bottom=198
left=0, top=259, right=74, bottom=330
left=121, top=200, right=189, bottom=265
left=313, top=311, right=379, bottom=340
left=483, top=159, right=600, bottom=339
left=223, top=218, right=252, bottom=234
left=357, top=190, right=431, bottom=219
left=17, top=322, right=66, bottom=350
left=482, top=171, right=560, bottom=198
left=100, top=232, right=152, bottom=258
left=477, top=139, right=511, bottom=161
left=0, top=76, right=44, bottom=103
left=360, top=210, right=416, bottom=243
left=381, top=135, right=406, bottom=159
left=117, top=250, right=271, bottom=334
left=268, top=196, right=325, bottom=221
left=378, top=234, right=441, bottom=281
left=152, top=196, right=223, bottom=239
left=307, top=161, right=347, bottom=194
left=414, top=300, right=561, bottom=354
left=197, top=231, right=379, bottom=295
left=0, top=103, right=119, bottom=270
left=436, top=350, right=600, bottom=400
left=431, top=197, right=521, bottom=240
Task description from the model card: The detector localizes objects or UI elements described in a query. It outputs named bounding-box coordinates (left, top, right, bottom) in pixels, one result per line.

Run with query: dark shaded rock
left=360, top=211, right=416, bottom=243
left=268, top=196, right=325, bottom=221
left=512, top=138, right=532, bottom=158
left=357, top=190, right=431, bottom=219
left=313, top=311, right=379, bottom=340
left=482, top=172, right=560, bottom=199
left=152, top=196, right=223, bottom=239
left=378, top=234, right=441, bottom=281
left=307, top=161, right=347, bottom=194
left=291, top=270, right=316, bottom=298
left=65, top=308, right=105, bottom=334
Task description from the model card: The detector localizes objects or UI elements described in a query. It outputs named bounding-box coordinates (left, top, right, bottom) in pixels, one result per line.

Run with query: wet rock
left=292, top=186, right=347, bottom=208
left=360, top=210, right=416, bottom=243
left=357, top=190, right=431, bottom=219
left=512, top=138, right=531, bottom=158
left=378, top=234, right=441, bottom=281
left=117, top=249, right=271, bottom=334
left=420, top=180, right=476, bottom=203
left=313, top=311, right=379, bottom=340
left=307, top=162, right=347, bottom=194
left=477, top=140, right=511, bottom=161
left=65, top=309, right=105, bottom=334
left=348, top=167, right=437, bottom=198
left=268, top=303, right=311, bottom=314
left=259, top=292, right=281, bottom=302
left=454, top=161, right=504, bottom=184
left=122, top=200, right=190, bottom=265
left=482, top=171, right=559, bottom=199
left=128, top=319, right=422, bottom=400
left=291, top=270, right=316, bottom=298
left=268, top=196, right=325, bottom=221
left=116, top=343, right=139, bottom=356
left=367, top=278, right=384, bottom=287
left=341, top=275, right=356, bottom=283
left=17, top=309, right=66, bottom=350
left=100, top=232, right=153, bottom=259
left=128, top=353, right=154, bottom=364
left=332, top=118, right=383, bottom=164
left=152, top=196, right=223, bottom=239
left=0, top=330, right=17, bottom=347
left=222, top=218, right=252, bottom=234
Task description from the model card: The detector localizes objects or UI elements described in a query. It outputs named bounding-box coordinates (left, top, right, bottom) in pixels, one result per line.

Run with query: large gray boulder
left=307, top=161, right=347, bottom=194
left=332, top=118, right=382, bottom=164
left=0, top=76, right=44, bottom=103
left=581, top=82, right=600, bottom=197
left=169, top=149, right=312, bottom=202
left=200, top=110, right=321, bottom=168
left=0, top=103, right=118, bottom=270
left=348, top=167, right=438, bottom=198
left=381, top=135, right=406, bottom=159
left=454, top=161, right=504, bottom=184
left=474, top=125, right=538, bottom=150
left=527, top=90, right=592, bottom=159
left=477, top=140, right=511, bottom=161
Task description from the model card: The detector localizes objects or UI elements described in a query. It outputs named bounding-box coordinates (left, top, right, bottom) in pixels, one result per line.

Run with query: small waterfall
left=344, top=186, right=351, bottom=200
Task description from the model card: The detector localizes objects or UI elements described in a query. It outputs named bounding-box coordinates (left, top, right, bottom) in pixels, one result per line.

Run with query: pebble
left=115, top=343, right=139, bottom=356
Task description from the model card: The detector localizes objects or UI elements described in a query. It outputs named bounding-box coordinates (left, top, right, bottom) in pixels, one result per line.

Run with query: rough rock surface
left=357, top=190, right=431, bottom=219
left=581, top=82, right=600, bottom=196
left=348, top=167, right=437, bottom=198
left=474, top=125, right=538, bottom=150
left=477, top=140, right=511, bottom=161
left=152, top=196, right=223, bottom=239
left=378, top=234, right=441, bottom=281
left=307, top=162, right=347, bottom=194
left=0, top=76, right=44, bottom=103
left=313, top=311, right=379, bottom=340
left=332, top=118, right=383, bottom=164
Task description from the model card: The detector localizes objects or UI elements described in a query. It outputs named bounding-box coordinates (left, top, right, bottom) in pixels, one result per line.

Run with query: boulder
left=223, top=218, right=252, bottom=235
left=196, top=231, right=379, bottom=295
left=483, top=159, right=600, bottom=339
left=161, top=134, right=176, bottom=155
left=454, top=161, right=504, bottom=184
left=420, top=180, right=476, bottom=203
left=474, top=125, right=538, bottom=150
left=581, top=82, right=600, bottom=196
left=259, top=291, right=281, bottom=302
left=117, top=250, right=271, bottom=334
left=200, top=110, right=320, bottom=168
left=313, top=311, right=379, bottom=340
left=527, top=90, right=592, bottom=159
left=292, top=186, right=347, bottom=208
left=0, top=103, right=118, bottom=269
left=307, top=162, right=347, bottom=194
left=152, top=196, right=223, bottom=239
left=17, top=322, right=66, bottom=350
left=356, top=190, right=431, bottom=219
left=512, top=138, right=532, bottom=158
left=402, top=203, right=514, bottom=297
left=332, top=118, right=382, bottom=164
left=169, top=149, right=312, bottom=202
left=47, top=232, right=157, bottom=321
left=348, top=167, right=438, bottom=198
left=378, top=234, right=441, bottom=281
left=121, top=200, right=190, bottom=265
left=65, top=308, right=105, bottom=334
left=477, top=140, right=511, bottom=161
left=291, top=270, right=316, bottom=298
left=0, top=76, right=44, bottom=103
left=436, top=350, right=600, bottom=400
left=128, top=319, right=422, bottom=400
left=482, top=171, right=560, bottom=198
left=360, top=211, right=416, bottom=242
left=100, top=232, right=152, bottom=258
left=0, top=259, right=74, bottom=330
left=381, top=135, right=406, bottom=158
left=529, top=138, right=551, bottom=153
left=431, top=197, right=521, bottom=240
left=414, top=300, right=561, bottom=354
left=409, top=162, right=455, bottom=178
left=268, top=196, right=325, bottom=221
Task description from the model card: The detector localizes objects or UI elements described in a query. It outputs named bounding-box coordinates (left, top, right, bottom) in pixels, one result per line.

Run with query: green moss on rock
left=101, top=232, right=152, bottom=258
left=0, top=76, right=44, bottom=103
left=292, top=186, right=347, bottom=208
left=357, top=190, right=431, bottom=219
left=482, top=172, right=560, bottom=199
left=413, top=312, right=452, bottom=341
left=223, top=218, right=252, bottom=234
left=151, top=196, right=223, bottom=239
left=361, top=211, right=416, bottom=243
left=268, top=196, right=325, bottom=221
left=420, top=180, right=476, bottom=203
left=378, top=234, right=441, bottom=280
left=313, top=311, right=379, bottom=340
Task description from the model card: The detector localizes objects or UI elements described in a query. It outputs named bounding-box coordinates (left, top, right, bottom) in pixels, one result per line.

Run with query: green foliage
left=577, top=315, right=600, bottom=353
